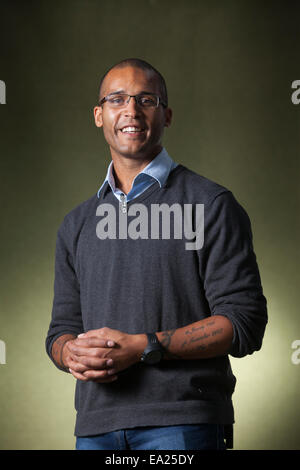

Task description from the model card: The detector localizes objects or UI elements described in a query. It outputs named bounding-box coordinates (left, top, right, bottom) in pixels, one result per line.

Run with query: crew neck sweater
left=46, top=164, right=267, bottom=437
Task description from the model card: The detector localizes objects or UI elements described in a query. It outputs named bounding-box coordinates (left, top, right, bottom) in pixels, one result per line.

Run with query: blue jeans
left=76, top=424, right=226, bottom=450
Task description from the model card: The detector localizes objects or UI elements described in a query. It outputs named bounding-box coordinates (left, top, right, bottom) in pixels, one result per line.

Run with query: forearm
left=66, top=316, right=234, bottom=378
left=51, top=334, right=77, bottom=371
left=156, top=315, right=234, bottom=360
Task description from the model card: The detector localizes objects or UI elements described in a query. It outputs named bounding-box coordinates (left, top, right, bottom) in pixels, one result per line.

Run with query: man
left=46, top=58, right=267, bottom=450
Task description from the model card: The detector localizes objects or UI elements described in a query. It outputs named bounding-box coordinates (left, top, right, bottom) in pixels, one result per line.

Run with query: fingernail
left=78, top=334, right=85, bottom=338
left=106, top=359, right=113, bottom=366
left=107, top=340, right=115, bottom=347
left=107, top=369, right=116, bottom=375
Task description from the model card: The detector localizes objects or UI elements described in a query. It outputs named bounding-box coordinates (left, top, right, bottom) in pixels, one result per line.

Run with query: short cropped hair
left=98, top=58, right=168, bottom=106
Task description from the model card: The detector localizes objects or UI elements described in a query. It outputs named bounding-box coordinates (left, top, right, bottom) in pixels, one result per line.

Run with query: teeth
left=122, top=127, right=142, bottom=133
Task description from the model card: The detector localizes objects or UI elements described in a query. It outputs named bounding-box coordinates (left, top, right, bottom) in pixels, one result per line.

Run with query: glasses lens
left=138, top=94, right=158, bottom=107
left=105, top=93, right=159, bottom=108
left=106, top=94, right=127, bottom=107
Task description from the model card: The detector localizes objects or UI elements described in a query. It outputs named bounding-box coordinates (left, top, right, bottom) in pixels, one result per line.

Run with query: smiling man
left=94, top=63, right=172, bottom=195
left=96, top=65, right=171, bottom=159
left=46, top=58, right=267, bottom=450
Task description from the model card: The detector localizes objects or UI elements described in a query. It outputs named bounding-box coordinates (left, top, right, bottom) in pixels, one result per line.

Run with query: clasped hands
left=63, top=327, right=147, bottom=383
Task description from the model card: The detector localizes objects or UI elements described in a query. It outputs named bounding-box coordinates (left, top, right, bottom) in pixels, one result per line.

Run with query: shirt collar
left=97, top=147, right=176, bottom=198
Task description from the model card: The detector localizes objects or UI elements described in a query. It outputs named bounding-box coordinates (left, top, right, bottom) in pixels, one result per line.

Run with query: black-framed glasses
left=99, top=92, right=167, bottom=109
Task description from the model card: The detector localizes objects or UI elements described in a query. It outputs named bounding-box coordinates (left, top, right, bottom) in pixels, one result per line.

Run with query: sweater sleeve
left=198, top=191, right=268, bottom=358
left=45, top=217, right=84, bottom=370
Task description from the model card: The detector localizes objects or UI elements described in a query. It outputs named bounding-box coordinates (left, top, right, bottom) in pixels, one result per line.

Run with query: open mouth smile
left=118, top=125, right=147, bottom=137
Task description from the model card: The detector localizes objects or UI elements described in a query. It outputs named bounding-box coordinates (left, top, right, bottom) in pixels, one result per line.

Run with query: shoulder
left=58, top=193, right=98, bottom=237
left=170, top=165, right=251, bottom=225
left=171, top=164, right=231, bottom=205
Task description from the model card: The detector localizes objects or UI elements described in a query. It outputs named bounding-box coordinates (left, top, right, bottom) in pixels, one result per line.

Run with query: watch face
left=144, top=350, right=162, bottom=365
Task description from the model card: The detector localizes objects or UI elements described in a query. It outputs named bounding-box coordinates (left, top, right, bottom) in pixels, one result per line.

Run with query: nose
left=123, top=96, right=141, bottom=118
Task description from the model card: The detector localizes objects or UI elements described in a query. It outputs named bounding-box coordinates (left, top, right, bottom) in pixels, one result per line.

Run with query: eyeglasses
left=99, top=92, right=167, bottom=109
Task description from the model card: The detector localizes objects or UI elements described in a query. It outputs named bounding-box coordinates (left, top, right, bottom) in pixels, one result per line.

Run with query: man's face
left=94, top=66, right=172, bottom=160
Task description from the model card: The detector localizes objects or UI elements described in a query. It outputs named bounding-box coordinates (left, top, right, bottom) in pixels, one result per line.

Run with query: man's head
left=98, top=59, right=169, bottom=107
left=94, top=58, right=172, bottom=161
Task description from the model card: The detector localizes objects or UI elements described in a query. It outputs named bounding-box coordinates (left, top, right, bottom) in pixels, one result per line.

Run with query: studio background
left=0, top=0, right=299, bottom=450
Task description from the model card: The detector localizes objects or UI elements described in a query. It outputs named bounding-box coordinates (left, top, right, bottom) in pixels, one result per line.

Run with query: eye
left=108, top=95, right=125, bottom=105
left=139, top=95, right=157, bottom=106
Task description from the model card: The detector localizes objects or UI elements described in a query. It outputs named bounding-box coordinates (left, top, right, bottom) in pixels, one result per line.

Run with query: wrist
left=52, top=334, right=76, bottom=372
left=60, top=335, right=75, bottom=371
left=61, top=340, right=70, bottom=370
left=132, top=334, right=148, bottom=364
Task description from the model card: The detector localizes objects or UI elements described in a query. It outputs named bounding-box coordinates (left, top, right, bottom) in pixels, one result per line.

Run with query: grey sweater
left=46, top=164, right=267, bottom=437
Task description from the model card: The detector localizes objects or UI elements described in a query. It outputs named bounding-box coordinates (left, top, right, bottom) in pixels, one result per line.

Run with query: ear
left=94, top=106, right=103, bottom=128
left=164, top=107, right=172, bottom=128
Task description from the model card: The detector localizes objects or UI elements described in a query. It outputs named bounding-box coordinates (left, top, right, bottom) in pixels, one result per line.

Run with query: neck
left=111, top=146, right=162, bottom=194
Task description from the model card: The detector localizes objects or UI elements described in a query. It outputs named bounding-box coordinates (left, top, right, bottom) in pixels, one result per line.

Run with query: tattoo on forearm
left=160, top=329, right=176, bottom=349
left=212, top=328, right=223, bottom=336
left=184, top=320, right=215, bottom=336
left=160, top=329, right=183, bottom=360
left=181, top=327, right=224, bottom=352
left=160, top=323, right=225, bottom=360
left=196, top=340, right=221, bottom=352
left=52, top=335, right=74, bottom=370
left=189, top=333, right=210, bottom=343
left=184, top=325, right=205, bottom=335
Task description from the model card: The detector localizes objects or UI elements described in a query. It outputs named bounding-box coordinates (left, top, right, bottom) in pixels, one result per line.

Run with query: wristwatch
left=140, top=333, right=164, bottom=365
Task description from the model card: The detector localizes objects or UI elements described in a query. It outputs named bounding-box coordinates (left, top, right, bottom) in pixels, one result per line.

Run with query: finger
left=68, top=357, right=90, bottom=374
left=71, top=337, right=116, bottom=349
left=70, top=370, right=118, bottom=383
left=69, top=368, right=89, bottom=382
left=68, top=344, right=112, bottom=358
left=69, top=366, right=118, bottom=383
left=72, top=354, right=114, bottom=370
left=82, top=368, right=117, bottom=380
left=77, top=329, right=99, bottom=338
left=78, top=329, right=115, bottom=344
left=68, top=355, right=112, bottom=373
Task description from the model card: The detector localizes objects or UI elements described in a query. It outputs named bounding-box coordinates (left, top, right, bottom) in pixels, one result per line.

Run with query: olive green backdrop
left=0, top=0, right=299, bottom=450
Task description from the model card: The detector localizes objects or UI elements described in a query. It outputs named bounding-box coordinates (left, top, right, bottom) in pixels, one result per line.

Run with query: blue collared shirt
left=97, top=147, right=178, bottom=202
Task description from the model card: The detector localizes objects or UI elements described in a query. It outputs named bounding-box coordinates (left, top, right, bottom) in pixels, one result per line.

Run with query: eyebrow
left=107, top=90, right=125, bottom=95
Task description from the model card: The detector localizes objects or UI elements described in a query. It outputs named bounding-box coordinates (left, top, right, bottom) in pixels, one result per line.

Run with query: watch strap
left=140, top=333, right=164, bottom=363
left=146, top=333, right=160, bottom=347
